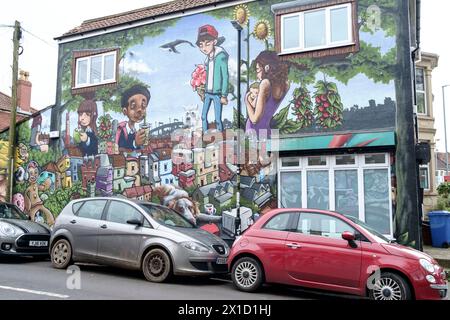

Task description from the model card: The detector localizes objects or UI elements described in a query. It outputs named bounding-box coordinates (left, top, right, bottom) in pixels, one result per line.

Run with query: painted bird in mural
left=160, top=39, right=195, bottom=53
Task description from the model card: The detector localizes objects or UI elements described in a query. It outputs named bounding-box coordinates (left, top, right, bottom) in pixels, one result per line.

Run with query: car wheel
left=142, top=248, right=172, bottom=283
left=369, top=272, right=412, bottom=300
left=51, top=239, right=73, bottom=269
left=231, top=257, right=263, bottom=292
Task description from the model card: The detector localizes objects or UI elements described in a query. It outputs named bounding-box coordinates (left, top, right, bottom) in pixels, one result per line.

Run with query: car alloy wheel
left=370, top=272, right=411, bottom=300
left=51, top=239, right=72, bottom=269
left=232, top=257, right=263, bottom=292
left=142, top=248, right=172, bottom=283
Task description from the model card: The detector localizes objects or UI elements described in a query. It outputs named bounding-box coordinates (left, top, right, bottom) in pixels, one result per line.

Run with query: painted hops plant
left=98, top=114, right=113, bottom=141
left=291, top=85, right=314, bottom=129
left=313, top=79, right=344, bottom=129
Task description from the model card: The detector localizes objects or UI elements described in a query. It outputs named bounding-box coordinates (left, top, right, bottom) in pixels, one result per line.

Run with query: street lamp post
left=231, top=21, right=243, bottom=238
left=443, top=85, right=450, bottom=176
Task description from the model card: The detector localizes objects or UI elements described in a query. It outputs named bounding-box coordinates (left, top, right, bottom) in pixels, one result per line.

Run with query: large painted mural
left=2, top=0, right=406, bottom=240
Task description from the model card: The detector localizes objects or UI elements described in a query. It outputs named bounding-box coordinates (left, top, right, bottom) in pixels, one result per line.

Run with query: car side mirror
left=127, top=218, right=142, bottom=227
left=342, top=231, right=356, bottom=241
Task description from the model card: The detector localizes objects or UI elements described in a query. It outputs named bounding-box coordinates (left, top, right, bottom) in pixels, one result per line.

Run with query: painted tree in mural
left=56, top=20, right=178, bottom=114
left=217, top=0, right=416, bottom=247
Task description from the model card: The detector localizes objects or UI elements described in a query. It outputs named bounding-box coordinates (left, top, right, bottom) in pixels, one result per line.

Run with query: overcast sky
left=0, top=0, right=449, bottom=150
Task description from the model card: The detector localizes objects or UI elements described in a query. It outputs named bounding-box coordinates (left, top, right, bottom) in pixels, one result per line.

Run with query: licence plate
left=216, top=257, right=227, bottom=265
left=29, top=241, right=48, bottom=247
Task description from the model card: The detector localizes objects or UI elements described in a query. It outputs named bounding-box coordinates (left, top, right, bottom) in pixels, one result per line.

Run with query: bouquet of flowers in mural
left=98, top=114, right=113, bottom=141
left=313, top=80, right=344, bottom=129
left=291, top=85, right=314, bottom=129
left=191, top=64, right=206, bottom=101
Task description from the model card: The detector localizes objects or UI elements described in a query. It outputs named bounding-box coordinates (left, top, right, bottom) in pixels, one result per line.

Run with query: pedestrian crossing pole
left=6, top=20, right=21, bottom=202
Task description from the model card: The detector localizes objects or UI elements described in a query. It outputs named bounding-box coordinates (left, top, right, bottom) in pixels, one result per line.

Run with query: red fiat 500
left=228, top=209, right=448, bottom=300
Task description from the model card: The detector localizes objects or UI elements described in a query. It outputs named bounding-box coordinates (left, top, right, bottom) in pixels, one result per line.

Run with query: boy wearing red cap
left=196, top=25, right=229, bottom=132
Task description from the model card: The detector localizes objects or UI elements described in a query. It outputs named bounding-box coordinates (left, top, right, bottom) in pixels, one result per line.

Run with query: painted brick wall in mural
left=6, top=0, right=400, bottom=238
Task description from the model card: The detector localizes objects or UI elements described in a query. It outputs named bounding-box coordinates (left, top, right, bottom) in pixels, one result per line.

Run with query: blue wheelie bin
left=428, top=211, right=450, bottom=248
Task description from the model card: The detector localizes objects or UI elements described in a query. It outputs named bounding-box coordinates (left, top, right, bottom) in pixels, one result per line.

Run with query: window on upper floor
left=73, top=49, right=118, bottom=91
left=416, top=67, right=427, bottom=115
left=273, top=0, right=358, bottom=58
left=419, top=164, right=430, bottom=190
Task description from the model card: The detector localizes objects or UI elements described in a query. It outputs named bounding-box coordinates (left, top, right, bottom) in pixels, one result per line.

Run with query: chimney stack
left=17, top=70, right=32, bottom=113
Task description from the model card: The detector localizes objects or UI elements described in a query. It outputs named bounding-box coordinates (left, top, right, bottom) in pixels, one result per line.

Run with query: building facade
left=0, top=0, right=423, bottom=245
left=415, top=52, right=439, bottom=217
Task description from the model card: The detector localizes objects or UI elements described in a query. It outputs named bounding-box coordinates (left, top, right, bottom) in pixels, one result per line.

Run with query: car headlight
left=420, top=258, right=435, bottom=273
left=181, top=241, right=211, bottom=253
left=0, top=222, right=23, bottom=237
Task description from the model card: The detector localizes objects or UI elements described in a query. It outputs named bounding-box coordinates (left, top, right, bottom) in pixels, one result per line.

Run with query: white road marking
left=0, top=285, right=70, bottom=299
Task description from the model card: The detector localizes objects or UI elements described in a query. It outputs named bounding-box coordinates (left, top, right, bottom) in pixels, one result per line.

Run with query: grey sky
left=0, top=0, right=448, bottom=150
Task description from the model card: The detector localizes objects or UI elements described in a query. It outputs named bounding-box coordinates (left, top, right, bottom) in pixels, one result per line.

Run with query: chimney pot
left=17, top=70, right=32, bottom=113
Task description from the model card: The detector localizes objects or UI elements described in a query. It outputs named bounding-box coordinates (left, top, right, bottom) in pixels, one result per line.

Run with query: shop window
left=308, top=156, right=327, bottom=166
left=364, top=154, right=386, bottom=165
left=363, top=169, right=390, bottom=234
left=307, top=171, right=329, bottom=210
left=335, top=170, right=358, bottom=217
left=281, top=157, right=300, bottom=167
left=273, top=0, right=358, bottom=58
left=280, top=172, right=302, bottom=208
left=336, top=154, right=355, bottom=165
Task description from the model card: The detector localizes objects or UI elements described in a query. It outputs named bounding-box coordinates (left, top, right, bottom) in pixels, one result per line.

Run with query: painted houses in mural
left=0, top=0, right=422, bottom=244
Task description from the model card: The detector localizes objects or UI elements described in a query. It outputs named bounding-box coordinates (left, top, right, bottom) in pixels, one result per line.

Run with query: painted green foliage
left=59, top=20, right=178, bottom=113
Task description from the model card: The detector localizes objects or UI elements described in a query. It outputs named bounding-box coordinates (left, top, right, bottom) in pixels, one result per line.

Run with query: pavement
left=0, top=257, right=358, bottom=300
left=423, top=245, right=450, bottom=271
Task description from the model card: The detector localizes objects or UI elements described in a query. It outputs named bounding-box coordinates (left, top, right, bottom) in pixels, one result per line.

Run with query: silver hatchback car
left=50, top=197, right=229, bottom=282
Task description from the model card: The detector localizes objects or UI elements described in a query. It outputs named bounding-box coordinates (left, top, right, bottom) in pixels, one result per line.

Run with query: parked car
left=228, top=209, right=448, bottom=300
left=50, top=198, right=229, bottom=282
left=0, top=202, right=50, bottom=258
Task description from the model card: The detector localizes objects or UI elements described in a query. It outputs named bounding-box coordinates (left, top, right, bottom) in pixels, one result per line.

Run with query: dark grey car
left=0, top=202, right=51, bottom=257
left=50, top=197, right=229, bottom=282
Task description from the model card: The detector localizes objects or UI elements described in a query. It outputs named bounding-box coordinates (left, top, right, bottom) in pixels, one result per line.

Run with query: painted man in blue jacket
left=196, top=25, right=229, bottom=132
left=116, top=84, right=151, bottom=152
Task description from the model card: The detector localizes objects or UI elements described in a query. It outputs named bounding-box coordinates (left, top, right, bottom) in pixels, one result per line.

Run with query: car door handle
left=100, top=224, right=108, bottom=229
left=286, top=243, right=301, bottom=249
left=70, top=220, right=77, bottom=224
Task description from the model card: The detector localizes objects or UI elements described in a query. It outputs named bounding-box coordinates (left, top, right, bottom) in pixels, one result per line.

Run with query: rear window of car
left=72, top=202, right=83, bottom=214
left=75, top=200, right=107, bottom=220
left=263, top=213, right=292, bottom=231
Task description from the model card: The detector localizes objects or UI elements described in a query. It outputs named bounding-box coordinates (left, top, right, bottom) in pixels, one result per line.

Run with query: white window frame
left=280, top=3, right=353, bottom=54
left=278, top=153, right=393, bottom=237
left=419, top=164, right=430, bottom=191
left=74, top=51, right=117, bottom=89
left=415, top=67, right=428, bottom=115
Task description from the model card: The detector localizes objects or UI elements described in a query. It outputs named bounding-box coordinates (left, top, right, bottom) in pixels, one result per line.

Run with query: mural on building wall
left=5, top=0, right=404, bottom=239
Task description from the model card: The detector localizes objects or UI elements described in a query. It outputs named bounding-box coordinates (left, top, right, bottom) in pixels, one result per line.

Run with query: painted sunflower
left=233, top=4, right=250, bottom=26
left=253, top=20, right=271, bottom=41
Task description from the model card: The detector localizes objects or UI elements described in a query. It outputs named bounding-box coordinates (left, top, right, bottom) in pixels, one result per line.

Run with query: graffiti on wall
left=6, top=0, right=400, bottom=238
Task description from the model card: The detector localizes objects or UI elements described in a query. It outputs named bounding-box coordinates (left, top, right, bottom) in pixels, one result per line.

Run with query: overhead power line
left=21, top=27, right=56, bottom=48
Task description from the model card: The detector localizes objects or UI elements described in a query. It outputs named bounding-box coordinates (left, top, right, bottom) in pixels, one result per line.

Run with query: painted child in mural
left=74, top=99, right=98, bottom=157
left=30, top=114, right=49, bottom=152
left=116, top=84, right=151, bottom=152
left=245, top=51, right=290, bottom=138
left=24, top=161, right=54, bottom=225
left=196, top=25, right=229, bottom=132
